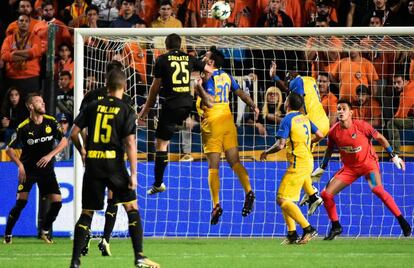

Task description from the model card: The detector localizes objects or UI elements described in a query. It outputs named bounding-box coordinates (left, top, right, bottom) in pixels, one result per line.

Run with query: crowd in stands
left=0, top=0, right=413, bottom=159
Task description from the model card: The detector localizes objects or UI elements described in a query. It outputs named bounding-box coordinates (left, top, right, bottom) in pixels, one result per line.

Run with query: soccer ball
left=211, top=1, right=231, bottom=20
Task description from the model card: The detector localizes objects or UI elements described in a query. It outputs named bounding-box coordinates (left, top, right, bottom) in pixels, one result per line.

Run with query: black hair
left=107, top=68, right=126, bottom=92
left=209, top=46, right=225, bottom=68
left=318, top=71, right=329, bottom=78
left=160, top=0, right=172, bottom=7
left=165, top=33, right=181, bottom=50
left=41, top=0, right=54, bottom=9
left=337, top=99, right=353, bottom=109
left=106, top=60, right=123, bottom=73
left=85, top=4, right=100, bottom=15
left=356, top=85, right=370, bottom=95
left=59, top=70, right=72, bottom=79
left=25, top=92, right=42, bottom=106
left=287, top=92, right=304, bottom=110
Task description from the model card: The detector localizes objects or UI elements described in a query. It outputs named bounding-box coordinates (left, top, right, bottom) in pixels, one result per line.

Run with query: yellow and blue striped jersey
left=289, top=76, right=328, bottom=129
left=197, top=69, right=240, bottom=120
left=277, top=111, right=318, bottom=168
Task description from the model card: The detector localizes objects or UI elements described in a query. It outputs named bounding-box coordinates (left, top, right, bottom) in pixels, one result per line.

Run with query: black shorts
left=17, top=173, right=61, bottom=197
left=156, top=107, right=191, bottom=140
left=82, top=169, right=137, bottom=210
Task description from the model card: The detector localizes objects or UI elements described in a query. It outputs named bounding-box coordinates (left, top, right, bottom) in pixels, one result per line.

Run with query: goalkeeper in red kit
left=312, top=99, right=411, bottom=240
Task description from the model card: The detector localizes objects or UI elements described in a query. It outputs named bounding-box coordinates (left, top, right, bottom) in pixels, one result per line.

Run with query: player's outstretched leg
left=210, top=204, right=223, bottom=225
left=4, top=199, right=28, bottom=244
left=70, top=213, right=93, bottom=268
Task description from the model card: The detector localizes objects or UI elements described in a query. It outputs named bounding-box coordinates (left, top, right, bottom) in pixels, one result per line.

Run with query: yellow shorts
left=277, top=165, right=313, bottom=202
left=201, top=117, right=238, bottom=154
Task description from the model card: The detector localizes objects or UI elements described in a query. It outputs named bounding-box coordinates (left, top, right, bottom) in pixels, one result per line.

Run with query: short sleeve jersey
left=8, top=115, right=64, bottom=176
left=153, top=50, right=206, bottom=109
left=198, top=69, right=240, bottom=120
left=277, top=111, right=318, bottom=168
left=74, top=97, right=136, bottom=177
left=327, top=120, right=379, bottom=167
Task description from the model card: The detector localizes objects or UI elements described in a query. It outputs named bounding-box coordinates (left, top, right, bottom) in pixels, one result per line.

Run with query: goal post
left=74, top=27, right=414, bottom=237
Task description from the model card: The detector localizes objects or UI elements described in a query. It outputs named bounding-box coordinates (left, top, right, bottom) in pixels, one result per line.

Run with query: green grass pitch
left=1, top=237, right=413, bottom=268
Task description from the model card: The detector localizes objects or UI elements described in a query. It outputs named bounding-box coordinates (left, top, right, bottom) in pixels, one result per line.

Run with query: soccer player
left=312, top=99, right=412, bottom=240
left=196, top=46, right=258, bottom=225
left=138, top=33, right=213, bottom=195
left=79, top=60, right=132, bottom=257
left=69, top=68, right=159, bottom=268
left=3, top=93, right=68, bottom=244
left=272, top=68, right=327, bottom=215
left=260, top=93, right=324, bottom=244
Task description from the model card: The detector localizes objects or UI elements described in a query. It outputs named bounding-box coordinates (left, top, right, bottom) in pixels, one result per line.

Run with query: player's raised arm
left=374, top=132, right=405, bottom=171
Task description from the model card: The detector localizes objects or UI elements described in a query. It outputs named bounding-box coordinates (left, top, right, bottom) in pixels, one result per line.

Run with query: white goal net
left=74, top=27, right=414, bottom=238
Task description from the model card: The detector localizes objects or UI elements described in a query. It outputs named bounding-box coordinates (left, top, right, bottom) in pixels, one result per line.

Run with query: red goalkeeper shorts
left=334, top=161, right=380, bottom=185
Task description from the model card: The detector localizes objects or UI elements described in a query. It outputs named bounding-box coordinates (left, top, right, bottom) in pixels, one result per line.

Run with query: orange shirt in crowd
left=125, top=42, right=147, bottom=84
left=227, top=0, right=256, bottom=27
left=33, top=18, right=72, bottom=54
left=255, top=0, right=269, bottom=24
left=187, top=0, right=221, bottom=27
left=306, top=36, right=342, bottom=79
left=65, top=1, right=88, bottom=26
left=353, top=98, right=382, bottom=126
left=141, top=0, right=159, bottom=26
left=55, top=58, right=74, bottom=89
left=395, top=81, right=414, bottom=118
left=330, top=57, right=379, bottom=101
left=6, top=18, right=40, bottom=36
left=281, top=0, right=303, bottom=27
left=1, top=32, right=43, bottom=79
left=35, top=0, right=59, bottom=11
left=321, top=92, right=338, bottom=116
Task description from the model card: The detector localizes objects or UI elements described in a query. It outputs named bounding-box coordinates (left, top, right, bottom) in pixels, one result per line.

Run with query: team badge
left=352, top=133, right=357, bottom=139
left=355, top=72, right=362, bottom=80
left=45, top=125, right=52, bottom=134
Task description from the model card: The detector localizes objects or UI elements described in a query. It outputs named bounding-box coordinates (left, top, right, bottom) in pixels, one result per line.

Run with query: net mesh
left=79, top=31, right=414, bottom=238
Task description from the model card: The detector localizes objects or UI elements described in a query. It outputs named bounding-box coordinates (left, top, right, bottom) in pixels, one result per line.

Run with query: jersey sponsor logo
left=27, top=135, right=54, bottom=145
left=339, top=146, right=362, bottom=154
left=87, top=150, right=116, bottom=159
left=172, top=86, right=190, bottom=92
left=28, top=131, right=34, bottom=136
left=45, top=125, right=52, bottom=134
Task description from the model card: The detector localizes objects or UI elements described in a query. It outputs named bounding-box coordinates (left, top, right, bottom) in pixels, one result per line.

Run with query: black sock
left=303, top=225, right=312, bottom=232
left=72, top=214, right=93, bottom=262
left=332, top=220, right=341, bottom=229
left=5, top=199, right=27, bottom=236
left=42, top=202, right=62, bottom=232
left=103, top=200, right=118, bottom=242
left=127, top=209, right=143, bottom=260
left=308, top=193, right=317, bottom=203
left=154, top=151, right=168, bottom=187
left=287, top=230, right=297, bottom=236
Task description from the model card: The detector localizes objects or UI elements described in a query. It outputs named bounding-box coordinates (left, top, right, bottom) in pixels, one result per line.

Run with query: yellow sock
left=303, top=177, right=316, bottom=196
left=282, top=210, right=296, bottom=232
left=208, top=169, right=220, bottom=205
left=232, top=162, right=252, bottom=193
left=281, top=200, right=310, bottom=229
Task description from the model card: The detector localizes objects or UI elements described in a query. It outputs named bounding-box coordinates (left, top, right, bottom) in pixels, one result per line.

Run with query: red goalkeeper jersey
left=327, top=120, right=379, bottom=168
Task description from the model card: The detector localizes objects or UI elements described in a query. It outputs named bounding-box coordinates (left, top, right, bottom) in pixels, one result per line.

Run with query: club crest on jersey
left=45, top=125, right=52, bottom=134
left=352, top=133, right=357, bottom=139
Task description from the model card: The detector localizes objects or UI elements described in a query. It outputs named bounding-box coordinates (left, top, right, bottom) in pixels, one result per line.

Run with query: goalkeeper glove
left=391, top=155, right=405, bottom=171
left=311, top=167, right=325, bottom=182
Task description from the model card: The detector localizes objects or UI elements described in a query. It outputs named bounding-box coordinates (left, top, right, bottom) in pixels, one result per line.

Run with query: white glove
left=392, top=155, right=405, bottom=171
left=311, top=167, right=325, bottom=182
